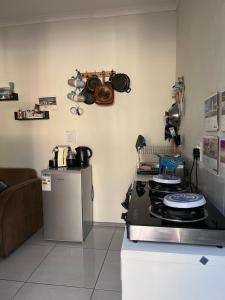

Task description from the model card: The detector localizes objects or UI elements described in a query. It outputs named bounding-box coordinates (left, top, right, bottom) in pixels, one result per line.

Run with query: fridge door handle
left=91, top=184, right=94, bottom=201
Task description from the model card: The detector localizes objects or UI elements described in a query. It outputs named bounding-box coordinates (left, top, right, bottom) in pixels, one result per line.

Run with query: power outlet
left=196, top=143, right=202, bottom=162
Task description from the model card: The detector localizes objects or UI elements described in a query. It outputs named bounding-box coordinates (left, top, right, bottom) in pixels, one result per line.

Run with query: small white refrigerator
left=41, top=166, right=93, bottom=242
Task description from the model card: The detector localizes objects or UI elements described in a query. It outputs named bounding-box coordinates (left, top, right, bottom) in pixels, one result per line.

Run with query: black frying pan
left=110, top=73, right=131, bottom=93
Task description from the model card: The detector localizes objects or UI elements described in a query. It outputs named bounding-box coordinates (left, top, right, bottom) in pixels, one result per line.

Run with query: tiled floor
left=0, top=226, right=124, bottom=300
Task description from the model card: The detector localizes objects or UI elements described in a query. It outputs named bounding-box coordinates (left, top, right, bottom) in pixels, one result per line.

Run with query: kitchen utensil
left=80, top=87, right=95, bottom=105
left=166, top=102, right=181, bottom=128
left=86, top=75, right=101, bottom=94
left=94, top=71, right=114, bottom=105
left=75, top=146, right=92, bottom=168
left=70, top=106, right=84, bottom=116
left=110, top=73, right=131, bottom=93
left=66, top=150, right=77, bottom=167
left=68, top=78, right=85, bottom=89
left=68, top=69, right=85, bottom=95
left=49, top=159, right=58, bottom=168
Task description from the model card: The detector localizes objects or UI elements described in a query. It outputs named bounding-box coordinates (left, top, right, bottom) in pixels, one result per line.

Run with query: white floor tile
left=96, top=251, right=121, bottom=291
left=28, top=247, right=106, bottom=288
left=54, top=227, right=115, bottom=250
left=92, top=289, right=121, bottom=300
left=83, top=227, right=115, bottom=250
left=25, top=229, right=56, bottom=247
left=0, top=280, right=23, bottom=300
left=109, top=229, right=124, bottom=251
left=14, top=283, right=92, bottom=300
left=0, top=245, right=53, bottom=281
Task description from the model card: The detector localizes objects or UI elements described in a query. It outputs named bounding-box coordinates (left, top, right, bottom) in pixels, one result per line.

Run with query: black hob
left=123, top=181, right=225, bottom=247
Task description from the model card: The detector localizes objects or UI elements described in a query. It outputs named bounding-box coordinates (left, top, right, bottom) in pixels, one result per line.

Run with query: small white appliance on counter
left=56, top=145, right=70, bottom=167
left=41, top=166, right=93, bottom=242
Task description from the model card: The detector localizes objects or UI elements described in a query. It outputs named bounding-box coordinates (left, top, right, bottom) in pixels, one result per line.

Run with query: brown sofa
left=0, top=168, right=43, bottom=257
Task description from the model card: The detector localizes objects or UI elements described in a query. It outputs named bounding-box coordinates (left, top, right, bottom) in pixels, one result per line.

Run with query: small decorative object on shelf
left=0, top=82, right=19, bottom=101
left=14, top=110, right=49, bottom=120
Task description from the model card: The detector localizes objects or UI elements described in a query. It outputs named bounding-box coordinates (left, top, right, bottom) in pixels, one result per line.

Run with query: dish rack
left=137, top=145, right=179, bottom=175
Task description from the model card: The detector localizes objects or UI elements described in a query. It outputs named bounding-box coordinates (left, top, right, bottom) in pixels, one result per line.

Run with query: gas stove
left=122, top=180, right=225, bottom=247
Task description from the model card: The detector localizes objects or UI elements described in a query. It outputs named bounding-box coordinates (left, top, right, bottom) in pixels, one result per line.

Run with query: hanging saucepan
left=94, top=72, right=114, bottom=105
left=86, top=75, right=102, bottom=94
left=110, top=73, right=131, bottom=93
left=79, top=86, right=95, bottom=105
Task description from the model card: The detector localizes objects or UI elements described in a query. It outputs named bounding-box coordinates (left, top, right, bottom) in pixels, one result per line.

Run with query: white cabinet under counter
left=121, top=230, right=225, bottom=300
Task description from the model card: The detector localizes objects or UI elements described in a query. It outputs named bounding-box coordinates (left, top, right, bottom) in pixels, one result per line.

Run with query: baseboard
left=93, top=221, right=125, bottom=228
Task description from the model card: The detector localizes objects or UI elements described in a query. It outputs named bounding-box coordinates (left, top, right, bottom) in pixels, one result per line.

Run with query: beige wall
left=176, top=0, right=225, bottom=213
left=177, top=0, right=225, bottom=157
left=0, top=11, right=176, bottom=222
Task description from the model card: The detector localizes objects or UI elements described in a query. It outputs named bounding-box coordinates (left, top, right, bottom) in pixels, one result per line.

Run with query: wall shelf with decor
left=14, top=111, right=49, bottom=120
left=0, top=93, right=19, bottom=101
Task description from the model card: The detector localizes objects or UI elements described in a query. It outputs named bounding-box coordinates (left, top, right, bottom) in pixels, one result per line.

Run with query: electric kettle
left=75, top=146, right=92, bottom=168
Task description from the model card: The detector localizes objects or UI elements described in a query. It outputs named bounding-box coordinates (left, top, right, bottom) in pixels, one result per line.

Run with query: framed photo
left=204, top=93, right=219, bottom=132
left=220, top=91, right=225, bottom=131
left=220, top=138, right=225, bottom=176
left=203, top=136, right=219, bottom=174
left=39, top=96, right=57, bottom=111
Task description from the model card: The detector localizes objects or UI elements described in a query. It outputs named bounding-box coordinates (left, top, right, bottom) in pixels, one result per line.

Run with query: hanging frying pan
left=110, top=73, right=131, bottom=93
left=86, top=75, right=102, bottom=94
left=94, top=71, right=114, bottom=105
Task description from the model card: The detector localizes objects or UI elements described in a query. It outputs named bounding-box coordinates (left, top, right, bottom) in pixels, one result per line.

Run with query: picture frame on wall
left=220, top=91, right=225, bottom=131
left=39, top=96, right=57, bottom=111
left=204, top=93, right=219, bottom=132
left=220, top=137, right=225, bottom=176
left=203, top=136, right=219, bottom=174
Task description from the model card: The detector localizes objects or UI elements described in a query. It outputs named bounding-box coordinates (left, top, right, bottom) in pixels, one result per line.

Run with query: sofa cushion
left=0, top=181, right=7, bottom=192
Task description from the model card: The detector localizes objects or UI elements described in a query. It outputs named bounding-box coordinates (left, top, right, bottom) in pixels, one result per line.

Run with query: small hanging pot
left=94, top=71, right=114, bottom=105
left=79, top=86, right=95, bottom=105
left=110, top=73, right=131, bottom=93
left=86, top=75, right=102, bottom=94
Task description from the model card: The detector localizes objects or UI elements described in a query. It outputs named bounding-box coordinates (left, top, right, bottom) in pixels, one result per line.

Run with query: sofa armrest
left=0, top=178, right=43, bottom=256
left=0, top=168, right=37, bottom=186
left=0, top=178, right=42, bottom=222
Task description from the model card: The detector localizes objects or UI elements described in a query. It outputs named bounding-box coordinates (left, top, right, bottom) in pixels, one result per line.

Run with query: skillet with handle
left=110, top=73, right=131, bottom=93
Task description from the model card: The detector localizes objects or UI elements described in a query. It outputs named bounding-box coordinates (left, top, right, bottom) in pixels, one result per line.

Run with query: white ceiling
left=0, top=0, right=178, bottom=27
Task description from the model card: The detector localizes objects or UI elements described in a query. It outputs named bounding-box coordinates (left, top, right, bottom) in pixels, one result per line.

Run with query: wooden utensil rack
left=80, top=70, right=115, bottom=78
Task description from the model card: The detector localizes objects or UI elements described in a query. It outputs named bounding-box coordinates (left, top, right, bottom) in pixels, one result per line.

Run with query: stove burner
left=153, top=174, right=181, bottom=184
left=149, top=203, right=208, bottom=223
left=163, top=193, right=206, bottom=209
left=149, top=180, right=190, bottom=196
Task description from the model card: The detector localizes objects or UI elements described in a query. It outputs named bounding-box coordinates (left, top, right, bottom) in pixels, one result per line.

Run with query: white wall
left=176, top=0, right=225, bottom=213
left=0, top=11, right=176, bottom=222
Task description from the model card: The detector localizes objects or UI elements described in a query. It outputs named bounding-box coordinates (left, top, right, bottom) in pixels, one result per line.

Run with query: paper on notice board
left=203, top=136, right=219, bottom=174
left=204, top=93, right=219, bottom=132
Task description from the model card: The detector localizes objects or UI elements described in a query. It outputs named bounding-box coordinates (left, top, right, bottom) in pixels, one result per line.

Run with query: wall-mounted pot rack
left=80, top=70, right=115, bottom=78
